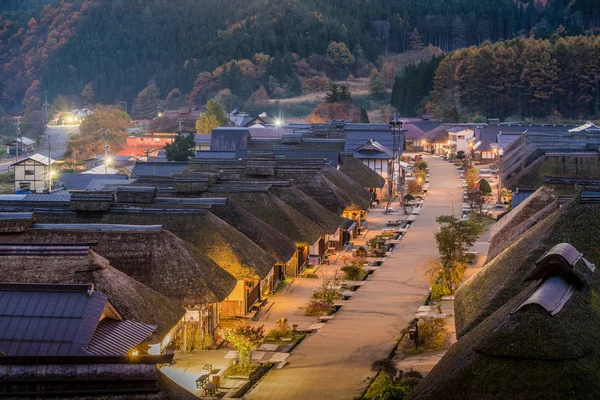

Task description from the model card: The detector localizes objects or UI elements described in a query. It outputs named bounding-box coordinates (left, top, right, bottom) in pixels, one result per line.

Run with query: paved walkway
left=246, top=156, right=463, bottom=400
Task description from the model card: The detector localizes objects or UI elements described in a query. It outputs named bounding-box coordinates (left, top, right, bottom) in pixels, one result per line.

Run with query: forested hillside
left=2, top=0, right=599, bottom=114
left=429, top=36, right=600, bottom=121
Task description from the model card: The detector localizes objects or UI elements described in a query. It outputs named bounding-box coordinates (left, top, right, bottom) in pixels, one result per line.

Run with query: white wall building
left=447, top=127, right=475, bottom=154
left=11, top=154, right=56, bottom=193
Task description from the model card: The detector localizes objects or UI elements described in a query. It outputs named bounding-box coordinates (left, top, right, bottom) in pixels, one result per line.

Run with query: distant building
left=11, top=153, right=56, bottom=193
left=227, top=109, right=252, bottom=127
left=5, top=137, right=36, bottom=156
left=117, top=134, right=176, bottom=158
left=447, top=127, right=475, bottom=154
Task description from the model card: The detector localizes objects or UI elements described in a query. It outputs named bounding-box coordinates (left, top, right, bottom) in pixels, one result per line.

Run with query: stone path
left=246, top=156, right=463, bottom=400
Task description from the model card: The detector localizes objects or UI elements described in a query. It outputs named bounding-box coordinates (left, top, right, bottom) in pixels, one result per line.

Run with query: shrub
left=372, top=358, right=397, bottom=380
left=418, top=318, right=447, bottom=350
left=400, top=377, right=421, bottom=391
left=342, top=264, right=363, bottom=281
left=478, top=178, right=492, bottom=194
left=223, top=363, right=258, bottom=378
left=304, top=300, right=333, bottom=316
left=312, top=289, right=342, bottom=301
left=402, top=370, right=423, bottom=380
left=355, top=246, right=368, bottom=257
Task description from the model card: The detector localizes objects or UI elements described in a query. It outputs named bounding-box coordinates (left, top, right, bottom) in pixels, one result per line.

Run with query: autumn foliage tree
left=63, top=105, right=130, bottom=168
left=430, top=36, right=600, bottom=120
left=195, top=99, right=229, bottom=134
left=220, top=324, right=264, bottom=368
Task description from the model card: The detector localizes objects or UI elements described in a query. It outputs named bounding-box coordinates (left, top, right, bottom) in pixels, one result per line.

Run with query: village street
left=246, top=156, right=463, bottom=400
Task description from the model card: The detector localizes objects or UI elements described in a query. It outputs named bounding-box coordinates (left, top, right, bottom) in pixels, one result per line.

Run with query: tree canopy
left=195, top=100, right=228, bottom=134
left=63, top=105, right=131, bottom=167
left=165, top=134, right=195, bottom=161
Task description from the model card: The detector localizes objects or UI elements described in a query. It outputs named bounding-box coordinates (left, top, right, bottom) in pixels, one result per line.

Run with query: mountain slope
left=1, top=0, right=598, bottom=112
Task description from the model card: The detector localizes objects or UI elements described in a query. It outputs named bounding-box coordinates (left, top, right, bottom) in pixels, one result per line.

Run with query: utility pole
left=104, top=129, right=110, bottom=174
left=47, top=131, right=52, bottom=192
left=178, top=117, right=182, bottom=134
left=496, top=149, right=504, bottom=206
left=43, top=90, right=49, bottom=127
left=14, top=116, right=21, bottom=163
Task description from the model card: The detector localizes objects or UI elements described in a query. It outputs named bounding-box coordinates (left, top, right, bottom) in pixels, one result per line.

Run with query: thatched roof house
left=0, top=245, right=184, bottom=343
left=275, top=162, right=373, bottom=213
left=487, top=185, right=558, bottom=261
left=209, top=202, right=297, bottom=264
left=409, top=242, right=600, bottom=400
left=455, top=198, right=600, bottom=339
left=339, top=155, right=386, bottom=189
left=270, top=185, right=341, bottom=234
left=204, top=185, right=325, bottom=245
left=0, top=221, right=235, bottom=306
left=186, top=157, right=373, bottom=213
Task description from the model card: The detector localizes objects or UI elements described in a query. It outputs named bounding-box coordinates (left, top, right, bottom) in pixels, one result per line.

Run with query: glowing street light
left=274, top=118, right=283, bottom=127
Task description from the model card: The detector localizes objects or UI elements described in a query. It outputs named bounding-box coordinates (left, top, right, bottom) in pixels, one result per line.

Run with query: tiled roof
left=87, top=319, right=156, bottom=356
left=0, top=283, right=106, bottom=356
left=210, top=127, right=250, bottom=151
left=11, top=153, right=56, bottom=166
left=57, top=173, right=127, bottom=191
left=130, top=162, right=189, bottom=178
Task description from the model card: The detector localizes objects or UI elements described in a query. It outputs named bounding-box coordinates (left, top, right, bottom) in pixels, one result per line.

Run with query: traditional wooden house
left=455, top=193, right=599, bottom=339
left=0, top=281, right=191, bottom=399
left=209, top=202, right=297, bottom=294
left=203, top=183, right=329, bottom=275
left=0, top=195, right=272, bottom=321
left=0, top=244, right=184, bottom=355
left=408, top=242, right=600, bottom=400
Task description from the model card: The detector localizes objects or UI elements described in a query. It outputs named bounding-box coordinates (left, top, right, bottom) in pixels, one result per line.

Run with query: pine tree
left=409, top=28, right=424, bottom=51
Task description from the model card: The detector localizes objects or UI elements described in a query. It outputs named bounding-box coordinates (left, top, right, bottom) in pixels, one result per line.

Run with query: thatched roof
left=339, top=155, right=385, bottom=189
left=209, top=202, right=297, bottom=263
left=488, top=186, right=558, bottom=261
left=270, top=186, right=341, bottom=234
left=87, top=211, right=275, bottom=281
left=0, top=247, right=184, bottom=341
left=1, top=224, right=235, bottom=305
left=186, top=158, right=373, bottom=213
left=205, top=190, right=324, bottom=245
left=408, top=243, right=600, bottom=400
left=455, top=199, right=600, bottom=339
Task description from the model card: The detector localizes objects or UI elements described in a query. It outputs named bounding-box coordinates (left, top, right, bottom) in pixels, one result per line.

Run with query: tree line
left=429, top=35, right=600, bottom=121
left=3, top=0, right=599, bottom=113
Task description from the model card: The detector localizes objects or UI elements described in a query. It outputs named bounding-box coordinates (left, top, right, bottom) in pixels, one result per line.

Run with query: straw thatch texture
left=455, top=200, right=600, bottom=339
left=339, top=156, right=386, bottom=188
left=508, top=154, right=600, bottom=190
left=271, top=186, right=341, bottom=234
left=408, top=263, right=600, bottom=400
left=0, top=250, right=184, bottom=341
left=210, top=203, right=297, bottom=263
left=312, top=166, right=372, bottom=212
left=488, top=186, right=557, bottom=261
left=206, top=191, right=324, bottom=245
left=2, top=226, right=234, bottom=305
left=0, top=212, right=35, bottom=233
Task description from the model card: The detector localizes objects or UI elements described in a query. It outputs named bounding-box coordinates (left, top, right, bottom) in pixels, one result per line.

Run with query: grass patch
left=0, top=172, right=14, bottom=194
left=364, top=371, right=394, bottom=399
left=223, top=363, right=258, bottom=378
left=274, top=278, right=293, bottom=293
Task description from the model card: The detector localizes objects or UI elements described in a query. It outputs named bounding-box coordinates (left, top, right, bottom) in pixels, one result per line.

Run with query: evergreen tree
left=360, top=107, right=370, bottom=123
left=409, top=28, right=424, bottom=51
left=165, top=134, right=195, bottom=161
left=132, top=81, right=160, bottom=119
